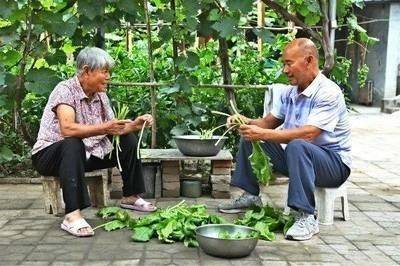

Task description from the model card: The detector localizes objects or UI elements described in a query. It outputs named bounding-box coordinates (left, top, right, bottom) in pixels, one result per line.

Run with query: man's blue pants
left=231, top=138, right=350, bottom=214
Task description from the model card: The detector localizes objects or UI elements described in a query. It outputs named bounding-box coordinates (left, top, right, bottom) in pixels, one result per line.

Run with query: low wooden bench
left=41, top=169, right=109, bottom=216
left=140, top=149, right=233, bottom=198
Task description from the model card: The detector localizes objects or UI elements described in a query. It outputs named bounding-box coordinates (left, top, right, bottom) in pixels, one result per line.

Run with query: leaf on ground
left=254, top=221, right=275, bottom=241
left=132, top=226, right=154, bottom=242
left=104, top=220, right=126, bottom=231
left=97, top=207, right=120, bottom=218
left=159, top=219, right=177, bottom=241
left=184, top=237, right=199, bottom=247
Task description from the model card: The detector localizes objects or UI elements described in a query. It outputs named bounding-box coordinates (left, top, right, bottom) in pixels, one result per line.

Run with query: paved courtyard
left=1, top=106, right=400, bottom=266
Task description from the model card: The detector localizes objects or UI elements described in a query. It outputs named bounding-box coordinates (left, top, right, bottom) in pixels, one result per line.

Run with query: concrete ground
left=1, top=106, right=400, bottom=266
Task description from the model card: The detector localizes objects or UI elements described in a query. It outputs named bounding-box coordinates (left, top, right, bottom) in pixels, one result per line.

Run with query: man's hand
left=227, top=114, right=251, bottom=127
left=104, top=119, right=131, bottom=135
left=238, top=124, right=266, bottom=141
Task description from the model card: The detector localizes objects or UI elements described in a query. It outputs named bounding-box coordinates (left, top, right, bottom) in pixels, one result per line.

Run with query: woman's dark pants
left=231, top=138, right=350, bottom=214
left=32, top=133, right=145, bottom=214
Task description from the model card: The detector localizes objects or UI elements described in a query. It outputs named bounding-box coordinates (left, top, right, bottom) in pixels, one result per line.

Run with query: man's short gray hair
left=76, top=47, right=114, bottom=76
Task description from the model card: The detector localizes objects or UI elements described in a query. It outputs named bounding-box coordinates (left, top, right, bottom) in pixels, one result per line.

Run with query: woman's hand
left=104, top=119, right=130, bottom=135
left=133, top=114, right=153, bottom=128
left=120, top=114, right=153, bottom=133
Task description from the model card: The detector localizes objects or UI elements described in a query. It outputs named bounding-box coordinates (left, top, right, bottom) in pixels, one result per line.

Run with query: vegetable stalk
left=110, top=103, right=129, bottom=172
left=137, top=121, right=147, bottom=159
left=214, top=101, right=274, bottom=185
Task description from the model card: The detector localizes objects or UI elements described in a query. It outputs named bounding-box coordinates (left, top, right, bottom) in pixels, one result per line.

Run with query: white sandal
left=120, top=197, right=157, bottom=212
left=61, top=218, right=94, bottom=237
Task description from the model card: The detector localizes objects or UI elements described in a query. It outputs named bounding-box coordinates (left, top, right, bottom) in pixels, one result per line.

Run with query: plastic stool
left=284, top=182, right=350, bottom=225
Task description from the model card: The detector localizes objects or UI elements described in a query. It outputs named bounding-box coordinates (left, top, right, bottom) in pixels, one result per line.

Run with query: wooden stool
left=41, top=169, right=109, bottom=216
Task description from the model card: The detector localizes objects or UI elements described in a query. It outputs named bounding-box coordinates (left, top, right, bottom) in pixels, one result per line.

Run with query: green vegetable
left=218, top=230, right=258, bottom=239
left=110, top=102, right=130, bottom=171
left=249, top=141, right=274, bottom=185
left=213, top=101, right=275, bottom=185
left=132, top=226, right=154, bottom=242
left=115, top=210, right=130, bottom=223
left=105, top=220, right=126, bottom=231
left=136, top=121, right=147, bottom=159
left=96, top=200, right=227, bottom=247
left=199, top=124, right=226, bottom=140
left=93, top=219, right=127, bottom=231
left=97, top=206, right=120, bottom=219
left=235, top=204, right=294, bottom=241
left=96, top=203, right=292, bottom=245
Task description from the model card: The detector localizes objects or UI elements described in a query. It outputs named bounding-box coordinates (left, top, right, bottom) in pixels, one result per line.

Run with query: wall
left=384, top=3, right=400, bottom=99
left=357, top=3, right=390, bottom=105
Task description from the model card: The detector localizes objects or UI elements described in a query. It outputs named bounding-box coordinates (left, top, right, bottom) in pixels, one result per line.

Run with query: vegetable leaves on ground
left=96, top=200, right=227, bottom=247
left=96, top=201, right=293, bottom=247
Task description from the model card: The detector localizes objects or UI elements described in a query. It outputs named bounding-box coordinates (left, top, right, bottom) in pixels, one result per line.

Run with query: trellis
left=119, top=0, right=275, bottom=148
left=113, top=0, right=380, bottom=147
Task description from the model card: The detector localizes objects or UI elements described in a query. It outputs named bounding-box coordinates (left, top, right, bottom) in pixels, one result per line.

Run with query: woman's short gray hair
left=76, top=47, right=114, bottom=76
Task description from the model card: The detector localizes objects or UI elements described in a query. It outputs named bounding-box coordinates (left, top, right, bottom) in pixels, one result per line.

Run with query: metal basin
left=195, top=224, right=259, bottom=258
left=173, top=135, right=227, bottom=157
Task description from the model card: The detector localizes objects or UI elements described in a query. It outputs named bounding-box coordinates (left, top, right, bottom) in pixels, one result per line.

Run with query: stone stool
left=41, top=169, right=109, bottom=216
left=284, top=182, right=350, bottom=225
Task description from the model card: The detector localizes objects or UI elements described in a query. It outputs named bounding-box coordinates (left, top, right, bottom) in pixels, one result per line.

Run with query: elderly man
left=32, top=47, right=156, bottom=237
left=218, top=38, right=351, bottom=241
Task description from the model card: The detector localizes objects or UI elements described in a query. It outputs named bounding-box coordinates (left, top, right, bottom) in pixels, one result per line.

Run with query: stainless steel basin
left=195, top=224, right=259, bottom=258
left=173, top=135, right=227, bottom=157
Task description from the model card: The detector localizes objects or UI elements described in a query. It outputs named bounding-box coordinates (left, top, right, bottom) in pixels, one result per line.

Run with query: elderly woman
left=32, top=47, right=156, bottom=237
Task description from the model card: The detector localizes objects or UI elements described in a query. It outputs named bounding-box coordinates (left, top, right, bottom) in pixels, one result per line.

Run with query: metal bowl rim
left=173, top=135, right=228, bottom=140
left=195, top=224, right=259, bottom=241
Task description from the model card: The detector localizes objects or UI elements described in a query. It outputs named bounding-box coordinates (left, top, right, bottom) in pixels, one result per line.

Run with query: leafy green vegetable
left=97, top=207, right=120, bottom=219
left=115, top=210, right=130, bottom=223
left=110, top=102, right=130, bottom=171
left=249, top=141, right=274, bottom=185
left=213, top=101, right=275, bottom=185
left=132, top=227, right=154, bottom=242
left=235, top=205, right=294, bottom=241
left=254, top=221, right=275, bottom=241
left=218, top=230, right=258, bottom=239
left=218, top=230, right=231, bottom=239
left=104, top=220, right=126, bottom=231
left=97, top=200, right=227, bottom=247
left=96, top=202, right=292, bottom=246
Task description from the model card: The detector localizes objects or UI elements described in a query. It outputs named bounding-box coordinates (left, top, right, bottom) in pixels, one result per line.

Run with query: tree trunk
left=218, top=38, right=236, bottom=111
left=170, top=0, right=179, bottom=77
left=262, top=0, right=322, bottom=43
left=95, top=27, right=105, bottom=49
left=14, top=7, right=34, bottom=145
left=319, top=0, right=334, bottom=75
left=144, top=0, right=157, bottom=148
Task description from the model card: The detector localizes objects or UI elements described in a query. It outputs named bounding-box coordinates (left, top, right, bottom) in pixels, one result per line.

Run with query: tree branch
left=261, top=0, right=322, bottom=43
left=218, top=38, right=236, bottom=111
left=58, top=0, right=77, bottom=13
left=319, top=0, right=334, bottom=75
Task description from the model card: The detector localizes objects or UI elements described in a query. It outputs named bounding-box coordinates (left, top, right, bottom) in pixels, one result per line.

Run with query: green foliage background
left=0, top=0, right=372, bottom=174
